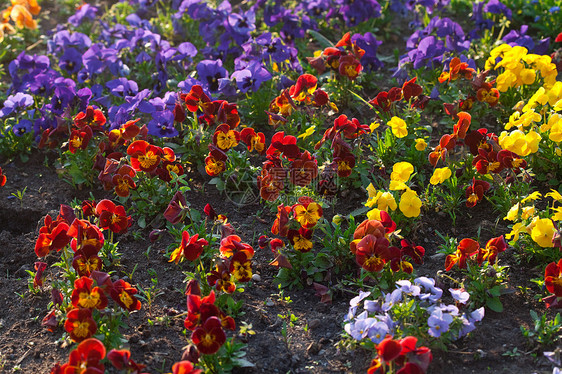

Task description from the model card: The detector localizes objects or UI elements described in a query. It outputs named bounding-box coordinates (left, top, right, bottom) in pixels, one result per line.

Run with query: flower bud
left=332, top=214, right=343, bottom=225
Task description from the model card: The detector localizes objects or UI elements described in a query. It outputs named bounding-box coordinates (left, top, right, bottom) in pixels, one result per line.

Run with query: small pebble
left=252, top=274, right=261, bottom=282
left=308, top=319, right=321, bottom=329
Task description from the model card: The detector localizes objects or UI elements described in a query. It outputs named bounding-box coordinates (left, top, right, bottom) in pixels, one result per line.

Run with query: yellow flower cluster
left=499, top=81, right=562, bottom=157
left=504, top=190, right=562, bottom=248
left=486, top=44, right=558, bottom=92
left=364, top=162, right=422, bottom=219
left=1, top=0, right=40, bottom=41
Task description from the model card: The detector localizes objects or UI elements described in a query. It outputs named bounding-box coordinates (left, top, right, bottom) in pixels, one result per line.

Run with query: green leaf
left=486, top=297, right=503, bottom=313
left=307, top=30, right=335, bottom=49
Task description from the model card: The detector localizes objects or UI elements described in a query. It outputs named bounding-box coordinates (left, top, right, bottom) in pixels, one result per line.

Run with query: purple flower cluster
left=344, top=278, right=485, bottom=345
left=399, top=16, right=470, bottom=71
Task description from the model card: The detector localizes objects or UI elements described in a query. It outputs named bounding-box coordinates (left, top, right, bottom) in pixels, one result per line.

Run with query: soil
left=0, top=149, right=557, bottom=374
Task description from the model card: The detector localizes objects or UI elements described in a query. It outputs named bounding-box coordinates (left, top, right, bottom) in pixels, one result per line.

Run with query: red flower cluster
left=184, top=281, right=235, bottom=355
left=315, top=114, right=371, bottom=180
left=445, top=236, right=507, bottom=271
left=266, top=73, right=330, bottom=128
left=442, top=68, right=500, bottom=116
left=67, top=106, right=106, bottom=154
left=206, top=234, right=254, bottom=293
left=368, top=336, right=432, bottom=374
left=349, top=215, right=425, bottom=274
left=257, top=131, right=319, bottom=201
left=369, top=77, right=426, bottom=112
left=64, top=274, right=141, bottom=342
left=308, top=32, right=364, bottom=80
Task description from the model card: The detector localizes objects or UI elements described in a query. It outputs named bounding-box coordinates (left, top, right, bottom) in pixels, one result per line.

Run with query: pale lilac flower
left=450, top=288, right=470, bottom=304
left=428, top=309, right=453, bottom=337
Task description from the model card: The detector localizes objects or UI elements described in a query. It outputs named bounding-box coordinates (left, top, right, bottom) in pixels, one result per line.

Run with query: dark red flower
left=95, top=199, right=131, bottom=234
left=107, top=349, right=147, bottom=373
left=169, top=230, right=209, bottom=263
left=191, top=316, right=226, bottom=354
left=465, top=178, right=490, bottom=207
left=33, top=261, right=47, bottom=288
left=60, top=338, right=106, bottom=373
left=68, top=125, right=93, bottom=154
left=74, top=106, right=106, bottom=131
left=163, top=191, right=189, bottom=225
left=64, top=308, right=97, bottom=342
left=111, top=279, right=142, bottom=311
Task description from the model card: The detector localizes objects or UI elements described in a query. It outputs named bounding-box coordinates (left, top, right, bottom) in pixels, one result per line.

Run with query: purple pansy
left=0, top=93, right=34, bottom=117
left=230, top=61, right=272, bottom=93
left=428, top=309, right=453, bottom=337
left=68, top=4, right=98, bottom=27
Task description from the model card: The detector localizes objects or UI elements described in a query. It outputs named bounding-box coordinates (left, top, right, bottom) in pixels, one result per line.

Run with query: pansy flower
left=271, top=204, right=292, bottom=237
left=240, top=127, right=265, bottom=154
left=127, top=140, right=163, bottom=173
left=213, top=123, right=240, bottom=151
left=229, top=251, right=252, bottom=282
left=171, top=361, right=203, bottom=374
left=112, top=165, right=137, bottom=198
left=287, top=228, right=313, bottom=252
left=445, top=238, right=479, bottom=271
left=0, top=167, right=6, bottom=187
left=355, top=234, right=392, bottom=273
left=34, top=215, right=72, bottom=257
left=70, top=276, right=108, bottom=309
left=169, top=230, right=209, bottom=263
left=180, top=84, right=211, bottom=113
left=191, top=316, right=226, bottom=354
left=207, top=261, right=237, bottom=294
left=293, top=197, right=323, bottom=229
left=64, top=308, right=97, bottom=342
left=219, top=235, right=254, bottom=259
left=111, top=279, right=141, bottom=311
left=68, top=125, right=93, bottom=154
left=205, top=145, right=228, bottom=176
left=74, top=106, right=106, bottom=131
left=290, top=150, right=318, bottom=187
left=465, top=178, right=490, bottom=207
left=477, top=236, right=506, bottom=265
left=545, top=259, right=562, bottom=297
left=107, top=349, right=146, bottom=373
left=60, top=338, right=105, bottom=373
left=33, top=261, right=47, bottom=288
left=95, top=199, right=131, bottom=234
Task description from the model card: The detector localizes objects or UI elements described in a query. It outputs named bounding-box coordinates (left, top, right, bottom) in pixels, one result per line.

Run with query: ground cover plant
left=0, top=0, right=562, bottom=372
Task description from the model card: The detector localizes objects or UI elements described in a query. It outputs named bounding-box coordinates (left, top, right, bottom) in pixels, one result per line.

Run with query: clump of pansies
left=33, top=201, right=139, bottom=344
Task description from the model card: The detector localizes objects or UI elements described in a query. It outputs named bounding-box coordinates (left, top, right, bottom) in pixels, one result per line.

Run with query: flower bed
left=0, top=0, right=561, bottom=373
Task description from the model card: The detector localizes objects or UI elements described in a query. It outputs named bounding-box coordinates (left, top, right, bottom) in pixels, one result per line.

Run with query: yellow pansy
left=387, top=116, right=408, bottom=138
left=504, top=203, right=519, bottom=221
left=546, top=189, right=562, bottom=202
left=530, top=218, right=555, bottom=247
left=399, top=188, right=422, bottom=218
left=521, top=206, right=536, bottom=220
left=521, top=191, right=542, bottom=204
left=415, top=138, right=427, bottom=151
left=366, top=208, right=382, bottom=221
left=541, top=113, right=561, bottom=133
left=429, top=167, right=452, bottom=185
left=390, top=161, right=414, bottom=182
left=505, top=222, right=529, bottom=242
left=298, top=125, right=316, bottom=139
left=389, top=180, right=408, bottom=191
left=377, top=191, right=397, bottom=211
left=551, top=207, right=562, bottom=221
